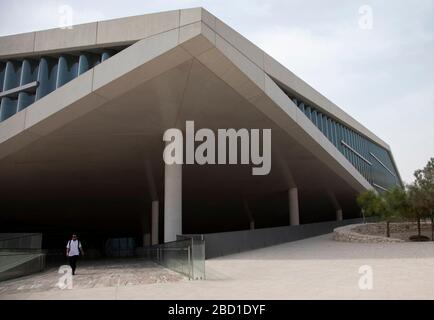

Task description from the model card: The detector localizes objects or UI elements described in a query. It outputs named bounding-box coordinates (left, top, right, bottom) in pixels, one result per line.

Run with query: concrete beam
left=152, top=201, right=159, bottom=245
left=289, top=187, right=300, bottom=226
left=326, top=188, right=343, bottom=221
left=243, top=199, right=255, bottom=230
left=336, top=209, right=343, bottom=221
left=164, top=162, right=182, bottom=242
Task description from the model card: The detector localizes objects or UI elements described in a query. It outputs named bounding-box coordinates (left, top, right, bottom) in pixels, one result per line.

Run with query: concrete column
left=336, top=209, right=343, bottom=221
left=249, top=220, right=255, bottom=230
left=325, top=188, right=343, bottom=222
left=289, top=187, right=300, bottom=226
left=151, top=200, right=159, bottom=245
left=141, top=208, right=150, bottom=247
left=164, top=162, right=182, bottom=242
left=143, top=233, right=151, bottom=247
left=243, top=199, right=255, bottom=231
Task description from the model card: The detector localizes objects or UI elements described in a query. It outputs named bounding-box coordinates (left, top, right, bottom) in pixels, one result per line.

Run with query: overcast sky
left=0, top=0, right=433, bottom=184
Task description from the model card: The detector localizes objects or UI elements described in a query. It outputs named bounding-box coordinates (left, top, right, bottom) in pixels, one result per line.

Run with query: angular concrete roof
left=0, top=8, right=389, bottom=149
left=0, top=7, right=395, bottom=195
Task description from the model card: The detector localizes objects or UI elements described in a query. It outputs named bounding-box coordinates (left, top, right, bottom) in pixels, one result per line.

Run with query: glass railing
left=177, top=235, right=206, bottom=281
left=0, top=249, right=46, bottom=281
left=147, top=236, right=205, bottom=280
left=0, top=233, right=46, bottom=281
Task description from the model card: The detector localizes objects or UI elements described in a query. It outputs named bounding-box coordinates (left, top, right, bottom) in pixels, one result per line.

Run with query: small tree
left=357, top=190, right=382, bottom=218
left=383, top=186, right=410, bottom=236
left=407, top=184, right=428, bottom=239
left=357, top=187, right=408, bottom=237
left=357, top=190, right=389, bottom=236
left=408, top=158, right=434, bottom=240
left=357, top=158, right=434, bottom=241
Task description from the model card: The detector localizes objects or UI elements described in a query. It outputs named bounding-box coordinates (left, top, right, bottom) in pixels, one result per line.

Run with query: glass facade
left=0, top=47, right=124, bottom=122
left=286, top=92, right=401, bottom=191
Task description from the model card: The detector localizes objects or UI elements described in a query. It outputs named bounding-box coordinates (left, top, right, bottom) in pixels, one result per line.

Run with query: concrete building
left=0, top=8, right=401, bottom=252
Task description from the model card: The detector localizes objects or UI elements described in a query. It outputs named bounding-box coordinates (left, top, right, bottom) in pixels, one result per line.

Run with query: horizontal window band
left=0, top=81, right=39, bottom=99
left=282, top=90, right=402, bottom=186
left=341, top=140, right=373, bottom=165
left=373, top=183, right=388, bottom=192
left=369, top=152, right=396, bottom=178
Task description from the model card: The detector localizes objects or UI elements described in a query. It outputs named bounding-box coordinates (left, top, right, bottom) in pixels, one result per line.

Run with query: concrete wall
left=196, top=218, right=361, bottom=259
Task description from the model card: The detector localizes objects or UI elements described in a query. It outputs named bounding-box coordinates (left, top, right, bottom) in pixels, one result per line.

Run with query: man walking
left=66, top=234, right=84, bottom=275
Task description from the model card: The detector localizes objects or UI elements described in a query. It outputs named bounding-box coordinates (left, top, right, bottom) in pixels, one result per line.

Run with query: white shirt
left=66, top=239, right=82, bottom=256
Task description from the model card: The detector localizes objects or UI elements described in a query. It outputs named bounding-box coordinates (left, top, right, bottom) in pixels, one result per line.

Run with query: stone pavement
left=2, top=234, right=434, bottom=299
left=0, top=258, right=184, bottom=298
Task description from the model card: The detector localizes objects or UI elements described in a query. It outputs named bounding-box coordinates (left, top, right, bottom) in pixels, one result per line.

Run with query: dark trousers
left=68, top=255, right=79, bottom=275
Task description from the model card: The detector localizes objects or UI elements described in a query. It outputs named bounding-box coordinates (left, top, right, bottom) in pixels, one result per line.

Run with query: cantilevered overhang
left=0, top=7, right=382, bottom=197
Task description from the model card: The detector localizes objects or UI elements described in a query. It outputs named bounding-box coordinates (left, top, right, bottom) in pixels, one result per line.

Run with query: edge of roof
left=0, top=7, right=392, bottom=152
left=0, top=19, right=375, bottom=192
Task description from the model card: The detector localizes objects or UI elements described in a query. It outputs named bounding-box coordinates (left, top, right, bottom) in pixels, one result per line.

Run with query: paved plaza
left=2, top=234, right=434, bottom=299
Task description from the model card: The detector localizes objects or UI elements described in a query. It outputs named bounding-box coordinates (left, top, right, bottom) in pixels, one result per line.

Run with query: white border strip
left=369, top=152, right=396, bottom=177
left=373, top=183, right=388, bottom=192
left=341, top=140, right=372, bottom=165
left=0, top=81, right=39, bottom=99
